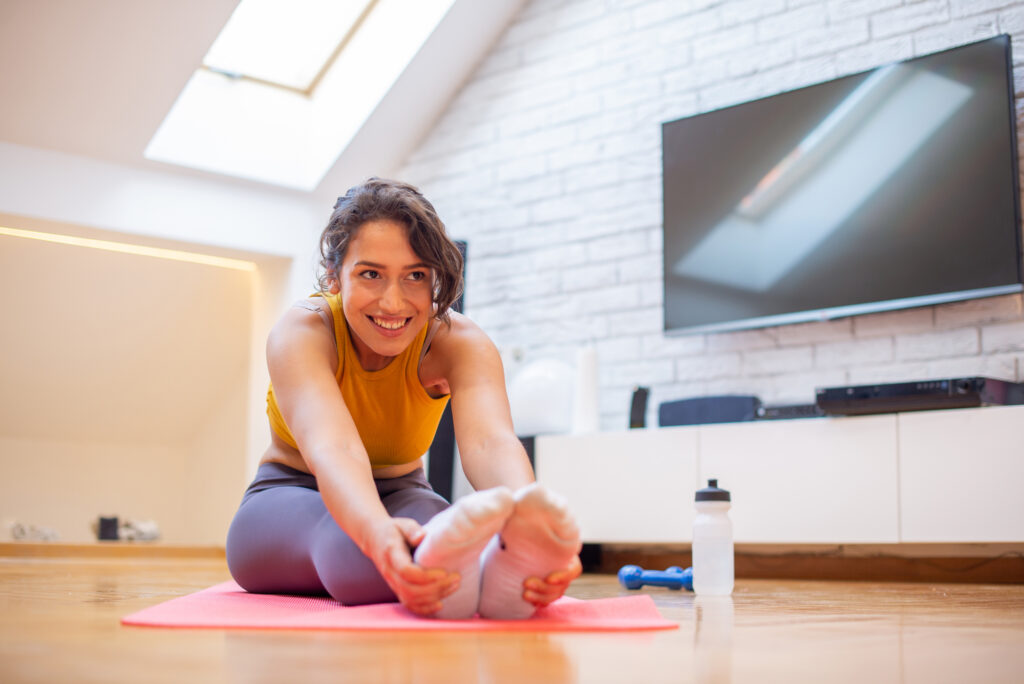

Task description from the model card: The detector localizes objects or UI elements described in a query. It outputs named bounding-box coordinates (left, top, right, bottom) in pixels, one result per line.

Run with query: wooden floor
left=2, top=554, right=1023, bottom=683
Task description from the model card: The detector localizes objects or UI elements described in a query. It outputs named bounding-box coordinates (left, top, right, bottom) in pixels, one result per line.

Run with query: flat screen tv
left=662, top=35, right=1023, bottom=335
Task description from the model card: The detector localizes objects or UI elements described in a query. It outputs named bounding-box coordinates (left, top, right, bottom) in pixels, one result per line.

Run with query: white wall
left=0, top=436, right=192, bottom=543
left=0, top=217, right=257, bottom=543
left=0, top=148, right=325, bottom=542
left=0, top=143, right=327, bottom=480
left=400, top=0, right=1024, bottom=429
left=186, top=364, right=252, bottom=546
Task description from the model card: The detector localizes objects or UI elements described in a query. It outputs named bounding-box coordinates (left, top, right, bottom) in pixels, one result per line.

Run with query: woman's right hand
left=367, top=516, right=459, bottom=616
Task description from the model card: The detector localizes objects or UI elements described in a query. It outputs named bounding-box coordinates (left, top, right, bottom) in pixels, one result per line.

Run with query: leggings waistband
left=241, top=461, right=435, bottom=505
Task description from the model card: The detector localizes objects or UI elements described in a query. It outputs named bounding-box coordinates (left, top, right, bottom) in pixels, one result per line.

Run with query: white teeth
left=373, top=317, right=406, bottom=330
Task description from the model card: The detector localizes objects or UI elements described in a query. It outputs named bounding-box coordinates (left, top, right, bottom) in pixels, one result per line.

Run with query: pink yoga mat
left=122, top=581, right=677, bottom=632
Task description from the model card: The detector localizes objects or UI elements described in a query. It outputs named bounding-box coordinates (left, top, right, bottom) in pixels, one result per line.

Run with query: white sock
left=478, top=483, right=582, bottom=620
left=413, top=487, right=514, bottom=619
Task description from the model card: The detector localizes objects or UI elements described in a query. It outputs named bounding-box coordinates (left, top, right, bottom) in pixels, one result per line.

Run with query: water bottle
left=692, top=478, right=733, bottom=596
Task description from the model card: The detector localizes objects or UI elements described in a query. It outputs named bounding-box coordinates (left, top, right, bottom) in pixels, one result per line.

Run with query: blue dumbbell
left=618, top=564, right=694, bottom=591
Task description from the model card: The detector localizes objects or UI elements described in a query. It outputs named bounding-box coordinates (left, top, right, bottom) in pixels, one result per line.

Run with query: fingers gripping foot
left=413, top=487, right=514, bottom=619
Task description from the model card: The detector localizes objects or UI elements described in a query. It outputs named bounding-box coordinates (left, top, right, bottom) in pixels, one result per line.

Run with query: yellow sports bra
left=266, top=294, right=450, bottom=469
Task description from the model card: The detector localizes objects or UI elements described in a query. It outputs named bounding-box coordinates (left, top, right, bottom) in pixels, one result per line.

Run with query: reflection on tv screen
left=662, top=35, right=1023, bottom=334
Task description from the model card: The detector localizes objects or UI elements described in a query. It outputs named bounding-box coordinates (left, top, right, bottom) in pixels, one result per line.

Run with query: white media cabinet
left=534, top=404, right=1024, bottom=545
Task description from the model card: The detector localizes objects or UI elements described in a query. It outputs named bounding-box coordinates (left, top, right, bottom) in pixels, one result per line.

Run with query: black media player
left=815, top=377, right=1024, bottom=416
left=756, top=403, right=825, bottom=420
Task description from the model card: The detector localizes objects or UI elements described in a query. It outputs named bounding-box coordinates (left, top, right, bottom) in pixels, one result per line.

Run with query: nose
left=379, top=278, right=405, bottom=312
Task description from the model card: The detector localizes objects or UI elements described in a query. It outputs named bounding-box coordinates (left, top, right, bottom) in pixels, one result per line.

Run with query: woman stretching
left=226, top=178, right=582, bottom=618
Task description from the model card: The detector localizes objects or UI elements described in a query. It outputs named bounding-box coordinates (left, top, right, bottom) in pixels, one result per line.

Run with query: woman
left=226, top=178, right=582, bottom=619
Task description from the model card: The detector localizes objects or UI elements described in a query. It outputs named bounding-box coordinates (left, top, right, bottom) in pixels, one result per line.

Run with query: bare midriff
left=260, top=429, right=425, bottom=480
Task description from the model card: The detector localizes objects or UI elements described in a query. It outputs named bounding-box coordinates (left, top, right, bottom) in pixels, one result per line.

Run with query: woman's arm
left=267, top=305, right=456, bottom=615
left=427, top=314, right=534, bottom=491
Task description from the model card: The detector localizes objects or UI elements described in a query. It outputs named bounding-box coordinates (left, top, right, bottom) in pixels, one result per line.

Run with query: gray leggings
left=225, top=462, right=450, bottom=605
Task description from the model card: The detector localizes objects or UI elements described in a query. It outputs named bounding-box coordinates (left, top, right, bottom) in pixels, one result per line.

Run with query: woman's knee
left=225, top=491, right=323, bottom=594
left=225, top=512, right=266, bottom=592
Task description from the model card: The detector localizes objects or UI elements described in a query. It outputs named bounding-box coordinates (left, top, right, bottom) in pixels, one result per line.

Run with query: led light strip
left=0, top=225, right=257, bottom=272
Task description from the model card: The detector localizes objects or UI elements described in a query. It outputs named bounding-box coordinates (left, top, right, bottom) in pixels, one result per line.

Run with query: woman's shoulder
left=432, top=311, right=491, bottom=347
left=425, top=312, right=499, bottom=370
left=267, top=297, right=337, bottom=358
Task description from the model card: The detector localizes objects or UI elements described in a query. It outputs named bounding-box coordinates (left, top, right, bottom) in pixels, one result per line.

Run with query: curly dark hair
left=318, top=178, right=464, bottom=324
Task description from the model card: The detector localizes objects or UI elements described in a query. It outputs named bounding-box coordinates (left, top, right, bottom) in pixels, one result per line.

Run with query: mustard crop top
left=266, top=294, right=450, bottom=469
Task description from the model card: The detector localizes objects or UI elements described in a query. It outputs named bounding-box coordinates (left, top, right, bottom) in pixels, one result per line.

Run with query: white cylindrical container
left=692, top=478, right=734, bottom=596
left=571, top=345, right=600, bottom=434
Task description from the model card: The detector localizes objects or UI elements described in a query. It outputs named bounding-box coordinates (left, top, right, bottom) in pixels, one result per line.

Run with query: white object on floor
left=120, top=518, right=161, bottom=542
left=8, top=520, right=60, bottom=541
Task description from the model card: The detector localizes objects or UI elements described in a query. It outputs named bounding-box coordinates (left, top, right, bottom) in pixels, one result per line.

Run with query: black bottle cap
left=695, top=478, right=730, bottom=501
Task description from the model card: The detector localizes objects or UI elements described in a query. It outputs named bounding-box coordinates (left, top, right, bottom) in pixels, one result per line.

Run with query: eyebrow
left=354, top=260, right=430, bottom=270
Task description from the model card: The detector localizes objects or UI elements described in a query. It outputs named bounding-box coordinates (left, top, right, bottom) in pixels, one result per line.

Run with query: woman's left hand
left=521, top=555, right=583, bottom=608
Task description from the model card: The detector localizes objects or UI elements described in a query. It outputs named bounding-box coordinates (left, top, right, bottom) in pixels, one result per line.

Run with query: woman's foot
left=414, top=486, right=514, bottom=619
left=478, top=483, right=582, bottom=619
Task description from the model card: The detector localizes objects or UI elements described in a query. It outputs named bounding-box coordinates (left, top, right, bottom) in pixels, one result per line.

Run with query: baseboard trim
left=591, top=544, right=1024, bottom=584
left=0, top=542, right=225, bottom=559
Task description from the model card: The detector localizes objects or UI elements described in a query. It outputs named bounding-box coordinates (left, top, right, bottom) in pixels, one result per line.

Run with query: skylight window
left=146, top=0, right=457, bottom=191
left=203, top=0, right=374, bottom=93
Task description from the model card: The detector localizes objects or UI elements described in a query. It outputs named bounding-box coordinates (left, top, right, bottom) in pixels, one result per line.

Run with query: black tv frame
left=661, top=35, right=1024, bottom=336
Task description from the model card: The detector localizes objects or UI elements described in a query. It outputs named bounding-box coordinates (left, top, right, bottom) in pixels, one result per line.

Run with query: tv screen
left=662, top=35, right=1023, bottom=335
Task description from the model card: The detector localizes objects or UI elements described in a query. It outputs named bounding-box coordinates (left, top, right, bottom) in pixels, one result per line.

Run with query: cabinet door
left=698, top=415, right=900, bottom=543
left=535, top=428, right=699, bottom=543
left=898, top=405, right=1024, bottom=542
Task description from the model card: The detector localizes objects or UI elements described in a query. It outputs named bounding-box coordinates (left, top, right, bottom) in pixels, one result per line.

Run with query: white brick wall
left=400, top=0, right=1024, bottom=430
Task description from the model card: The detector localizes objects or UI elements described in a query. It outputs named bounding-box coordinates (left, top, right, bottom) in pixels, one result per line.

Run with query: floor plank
left=1, top=556, right=1022, bottom=683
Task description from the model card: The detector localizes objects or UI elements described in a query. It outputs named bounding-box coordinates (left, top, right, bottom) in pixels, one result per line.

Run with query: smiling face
left=334, top=219, right=435, bottom=371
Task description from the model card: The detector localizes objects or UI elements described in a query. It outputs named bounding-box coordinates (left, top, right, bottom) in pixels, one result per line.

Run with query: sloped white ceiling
left=0, top=0, right=527, bottom=195
left=0, top=0, right=238, bottom=171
